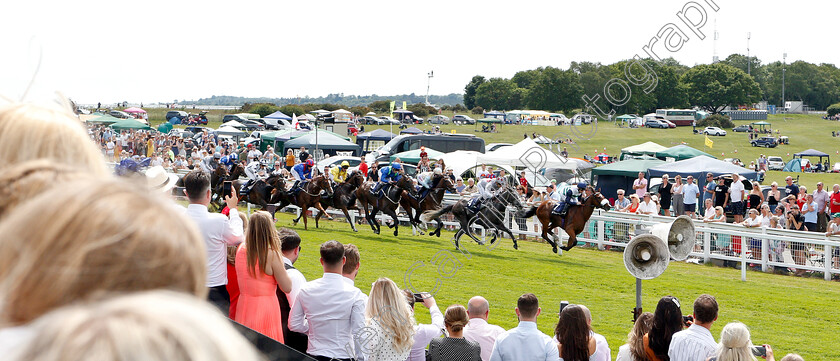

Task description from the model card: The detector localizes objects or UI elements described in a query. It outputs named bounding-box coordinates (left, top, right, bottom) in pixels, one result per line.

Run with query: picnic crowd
left=0, top=103, right=817, bottom=361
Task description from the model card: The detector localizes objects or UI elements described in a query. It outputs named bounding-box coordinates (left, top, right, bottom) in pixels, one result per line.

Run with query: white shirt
left=548, top=191, right=563, bottom=203
left=408, top=305, right=445, bottom=361
left=464, top=318, right=507, bottom=361
left=489, top=321, right=560, bottom=361
left=552, top=331, right=607, bottom=361
left=729, top=180, right=745, bottom=202
left=282, top=256, right=307, bottom=308
left=185, top=204, right=244, bottom=287
left=363, top=320, right=411, bottom=361
left=343, top=276, right=370, bottom=310
left=637, top=200, right=658, bottom=214
left=290, top=273, right=366, bottom=360
left=744, top=215, right=762, bottom=227
left=682, top=183, right=700, bottom=205
left=667, top=324, right=717, bottom=361
left=615, top=344, right=633, bottom=361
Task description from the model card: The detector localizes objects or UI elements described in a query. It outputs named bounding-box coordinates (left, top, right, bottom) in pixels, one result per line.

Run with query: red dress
left=234, top=245, right=284, bottom=342
left=226, top=262, right=240, bottom=319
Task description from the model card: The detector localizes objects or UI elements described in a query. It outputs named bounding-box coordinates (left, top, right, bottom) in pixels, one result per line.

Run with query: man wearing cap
left=416, top=168, right=442, bottom=201
left=552, top=182, right=587, bottom=217
left=330, top=161, right=350, bottom=184
left=290, top=159, right=315, bottom=195
left=246, top=143, right=262, bottom=162
left=200, top=151, right=222, bottom=173
left=241, top=159, right=267, bottom=196
left=372, top=162, right=403, bottom=195
left=469, top=171, right=507, bottom=213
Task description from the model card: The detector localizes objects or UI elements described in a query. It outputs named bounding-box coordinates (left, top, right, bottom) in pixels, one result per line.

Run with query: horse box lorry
left=369, top=133, right=485, bottom=163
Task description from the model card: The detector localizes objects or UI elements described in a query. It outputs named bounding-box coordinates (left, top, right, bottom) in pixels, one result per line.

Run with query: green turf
left=263, top=210, right=840, bottom=361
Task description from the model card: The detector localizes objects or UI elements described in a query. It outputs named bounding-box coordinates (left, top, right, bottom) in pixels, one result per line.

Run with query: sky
left=1, top=0, right=837, bottom=105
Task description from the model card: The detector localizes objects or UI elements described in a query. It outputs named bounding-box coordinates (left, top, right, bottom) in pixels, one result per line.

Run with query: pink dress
left=234, top=244, right=284, bottom=343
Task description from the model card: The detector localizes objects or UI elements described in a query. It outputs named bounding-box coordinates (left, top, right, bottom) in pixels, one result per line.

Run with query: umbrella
left=86, top=115, right=121, bottom=124
left=123, top=107, right=147, bottom=114
left=110, top=119, right=152, bottom=130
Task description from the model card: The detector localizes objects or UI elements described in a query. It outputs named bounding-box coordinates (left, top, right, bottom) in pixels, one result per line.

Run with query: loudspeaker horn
left=648, top=215, right=695, bottom=261
left=623, top=234, right=670, bottom=280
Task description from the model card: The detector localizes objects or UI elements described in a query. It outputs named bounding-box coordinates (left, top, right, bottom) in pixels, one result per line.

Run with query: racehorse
left=228, top=162, right=245, bottom=181
left=401, top=174, right=457, bottom=237
left=518, top=186, right=610, bottom=253
left=357, top=176, right=417, bottom=236
left=235, top=174, right=285, bottom=216
left=422, top=184, right=524, bottom=250
left=290, top=175, right=333, bottom=230
left=316, top=170, right=365, bottom=231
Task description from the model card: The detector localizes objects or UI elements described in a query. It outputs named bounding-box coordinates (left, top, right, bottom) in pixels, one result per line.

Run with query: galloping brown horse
left=401, top=174, right=457, bottom=237
left=290, top=175, right=333, bottom=230
left=518, top=186, right=611, bottom=253
left=356, top=176, right=417, bottom=236
left=235, top=174, right=285, bottom=216
left=316, top=170, right=365, bottom=231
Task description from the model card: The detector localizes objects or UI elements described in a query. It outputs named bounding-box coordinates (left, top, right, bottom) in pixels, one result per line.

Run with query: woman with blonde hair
left=0, top=179, right=207, bottom=327
left=709, top=322, right=775, bottom=361
left=428, top=304, right=480, bottom=361
left=0, top=103, right=109, bottom=177
left=4, top=291, right=261, bottom=361
left=364, top=277, right=416, bottom=361
left=0, top=160, right=91, bottom=220
left=616, top=312, right=654, bottom=361
left=234, top=211, right=292, bottom=342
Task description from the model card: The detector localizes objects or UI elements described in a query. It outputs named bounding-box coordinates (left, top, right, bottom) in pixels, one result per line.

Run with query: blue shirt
left=704, top=180, right=716, bottom=201
left=803, top=201, right=818, bottom=223
left=292, top=163, right=312, bottom=180
left=379, top=166, right=401, bottom=183
left=489, top=321, right=560, bottom=361
left=683, top=183, right=700, bottom=205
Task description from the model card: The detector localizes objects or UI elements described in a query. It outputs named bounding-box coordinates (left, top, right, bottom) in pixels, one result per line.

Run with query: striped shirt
left=667, top=324, right=717, bottom=361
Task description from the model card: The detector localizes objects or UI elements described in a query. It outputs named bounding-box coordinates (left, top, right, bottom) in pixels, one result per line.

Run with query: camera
left=682, top=315, right=694, bottom=326
left=413, top=293, right=425, bottom=302
left=752, top=346, right=766, bottom=357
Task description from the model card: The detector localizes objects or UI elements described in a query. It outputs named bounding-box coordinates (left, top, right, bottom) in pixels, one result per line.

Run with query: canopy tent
left=616, top=114, right=635, bottom=120
left=283, top=132, right=361, bottom=156
left=332, top=109, right=352, bottom=114
left=355, top=129, right=397, bottom=153
left=477, top=118, right=502, bottom=123
left=109, top=118, right=152, bottom=131
left=215, top=126, right=247, bottom=136
left=793, top=149, right=830, bottom=169
left=478, top=138, right=577, bottom=172
left=655, top=145, right=715, bottom=161
left=751, top=121, right=772, bottom=132
left=390, top=148, right=445, bottom=163
left=591, top=158, right=667, bottom=200
left=123, top=107, right=146, bottom=114
left=783, top=158, right=805, bottom=173
left=265, top=111, right=292, bottom=120
left=311, top=109, right=331, bottom=115
left=399, top=127, right=423, bottom=135
left=620, top=141, right=668, bottom=160
left=156, top=123, right=173, bottom=134
left=648, top=156, right=757, bottom=195
left=86, top=115, right=120, bottom=124
left=297, top=113, right=316, bottom=121
left=437, top=150, right=516, bottom=182
left=223, top=120, right=247, bottom=129
left=365, top=111, right=377, bottom=116
left=484, top=111, right=505, bottom=120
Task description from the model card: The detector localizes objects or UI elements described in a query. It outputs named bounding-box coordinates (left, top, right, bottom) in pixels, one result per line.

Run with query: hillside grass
left=265, top=210, right=840, bottom=361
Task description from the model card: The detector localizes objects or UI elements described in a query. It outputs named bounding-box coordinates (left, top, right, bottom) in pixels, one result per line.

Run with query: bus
left=655, top=109, right=696, bottom=126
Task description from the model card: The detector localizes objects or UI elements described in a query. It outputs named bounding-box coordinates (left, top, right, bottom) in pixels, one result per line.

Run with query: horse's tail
left=421, top=204, right=453, bottom=223
left=518, top=205, right=538, bottom=218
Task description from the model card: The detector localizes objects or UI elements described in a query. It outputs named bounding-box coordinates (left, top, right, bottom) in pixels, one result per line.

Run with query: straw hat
left=145, top=166, right=178, bottom=194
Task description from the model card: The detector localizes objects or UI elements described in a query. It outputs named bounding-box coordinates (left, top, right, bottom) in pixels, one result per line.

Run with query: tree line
left=464, top=55, right=840, bottom=115
left=182, top=93, right=464, bottom=108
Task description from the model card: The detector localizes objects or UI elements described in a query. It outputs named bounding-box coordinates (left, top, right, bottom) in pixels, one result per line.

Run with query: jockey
left=371, top=162, right=402, bottom=195
left=416, top=168, right=442, bottom=200
left=468, top=170, right=505, bottom=213
left=552, top=182, right=588, bottom=216
left=330, top=161, right=350, bottom=184
left=220, top=152, right=238, bottom=171
left=200, top=152, right=221, bottom=173
left=290, top=159, right=314, bottom=194
left=241, top=160, right=267, bottom=196
left=246, top=143, right=262, bottom=162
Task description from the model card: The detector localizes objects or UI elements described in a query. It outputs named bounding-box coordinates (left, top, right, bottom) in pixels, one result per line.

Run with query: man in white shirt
left=277, top=228, right=308, bottom=354
left=464, top=296, right=506, bottom=361
left=182, top=170, right=244, bottom=314
left=290, top=240, right=366, bottom=361
left=682, top=176, right=700, bottom=218
left=342, top=244, right=368, bottom=306
left=729, top=174, right=746, bottom=223
left=489, top=293, right=560, bottom=361
left=637, top=193, right=658, bottom=215
left=813, top=182, right=830, bottom=232
left=668, top=294, right=719, bottom=361
left=579, top=305, right=611, bottom=361
left=405, top=291, right=445, bottom=361
left=633, top=172, right=648, bottom=198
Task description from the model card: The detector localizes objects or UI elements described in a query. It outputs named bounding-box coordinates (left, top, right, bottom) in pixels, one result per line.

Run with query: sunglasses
left=671, top=297, right=681, bottom=308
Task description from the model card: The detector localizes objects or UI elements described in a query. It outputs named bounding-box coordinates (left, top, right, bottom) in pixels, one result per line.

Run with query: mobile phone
left=413, top=293, right=424, bottom=302
left=222, top=181, right=232, bottom=198
left=752, top=346, right=766, bottom=357
left=559, top=301, right=569, bottom=314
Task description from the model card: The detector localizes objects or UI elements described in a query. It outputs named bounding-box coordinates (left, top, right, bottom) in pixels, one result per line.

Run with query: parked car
left=645, top=119, right=670, bottom=128
left=362, top=116, right=380, bottom=125
left=109, top=110, right=132, bottom=119
left=452, top=115, right=476, bottom=125
left=222, top=114, right=249, bottom=123
left=369, top=133, right=485, bottom=163
left=428, top=115, right=450, bottom=124
left=750, top=137, right=778, bottom=148
left=378, top=116, right=400, bottom=125
left=767, top=156, right=785, bottom=170
left=253, top=118, right=284, bottom=130
left=733, top=125, right=751, bottom=132
left=165, top=110, right=188, bottom=122
left=184, top=126, right=212, bottom=134
left=571, top=113, right=597, bottom=124
left=486, top=143, right=513, bottom=152
left=236, top=119, right=265, bottom=131
left=723, top=158, right=744, bottom=167
left=703, top=126, right=727, bottom=136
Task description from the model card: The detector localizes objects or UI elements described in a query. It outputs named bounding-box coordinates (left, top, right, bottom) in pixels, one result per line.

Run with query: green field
left=264, top=210, right=840, bottom=360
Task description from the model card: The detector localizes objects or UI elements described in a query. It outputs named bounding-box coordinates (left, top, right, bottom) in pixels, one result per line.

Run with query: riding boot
left=468, top=198, right=482, bottom=214
left=241, top=179, right=254, bottom=196
left=371, top=182, right=382, bottom=196
left=552, top=203, right=565, bottom=216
